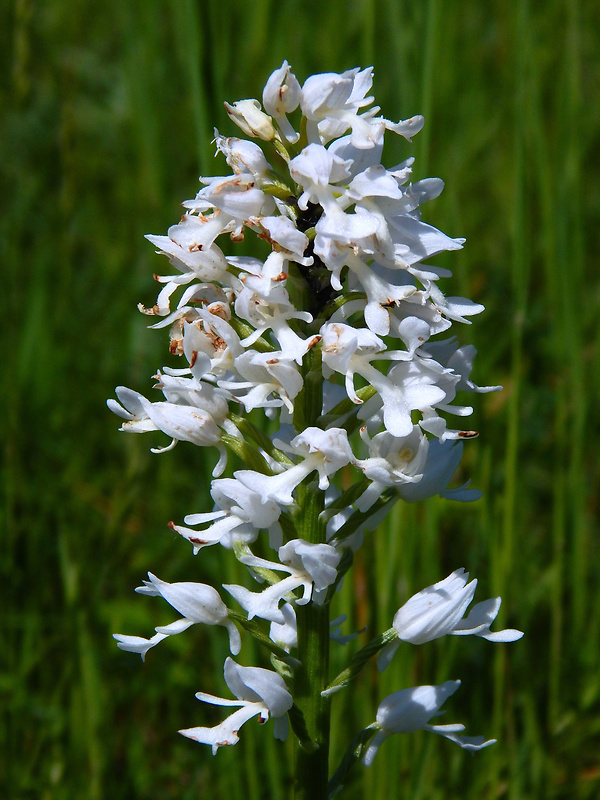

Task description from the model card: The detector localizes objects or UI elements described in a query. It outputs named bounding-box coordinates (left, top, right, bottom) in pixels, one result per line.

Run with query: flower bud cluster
left=111, top=63, right=520, bottom=771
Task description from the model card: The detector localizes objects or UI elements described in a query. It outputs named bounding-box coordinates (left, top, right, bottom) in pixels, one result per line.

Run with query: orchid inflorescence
left=110, top=62, right=522, bottom=794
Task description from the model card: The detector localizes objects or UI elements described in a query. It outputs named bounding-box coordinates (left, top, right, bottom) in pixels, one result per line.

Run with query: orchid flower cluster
left=110, top=63, right=522, bottom=797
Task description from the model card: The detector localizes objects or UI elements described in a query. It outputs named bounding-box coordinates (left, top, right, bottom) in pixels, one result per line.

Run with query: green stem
left=293, top=342, right=330, bottom=800
left=293, top=486, right=330, bottom=799
left=294, top=599, right=330, bottom=800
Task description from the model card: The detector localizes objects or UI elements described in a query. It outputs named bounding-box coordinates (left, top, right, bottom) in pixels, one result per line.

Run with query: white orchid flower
left=224, top=539, right=341, bottom=623
left=377, top=569, right=524, bottom=670
left=114, top=573, right=240, bottom=658
left=179, top=658, right=292, bottom=753
left=362, top=681, right=496, bottom=766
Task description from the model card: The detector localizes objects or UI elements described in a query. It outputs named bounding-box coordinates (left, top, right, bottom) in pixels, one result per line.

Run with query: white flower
left=321, top=323, right=445, bottom=438
left=234, top=427, right=354, bottom=507
left=224, top=99, right=276, bottom=140
left=377, top=569, right=524, bottom=670
left=362, top=680, right=496, bottom=766
left=170, top=476, right=283, bottom=554
left=138, top=400, right=224, bottom=452
left=262, top=61, right=301, bottom=143
left=279, top=538, right=341, bottom=594
left=143, top=235, right=230, bottom=315
left=107, top=387, right=156, bottom=433
left=451, top=596, right=524, bottom=642
left=113, top=632, right=169, bottom=661
left=394, top=439, right=481, bottom=503
left=147, top=215, right=234, bottom=295
left=107, top=386, right=226, bottom=456
left=394, top=569, right=475, bottom=642
left=214, top=130, right=272, bottom=179
left=234, top=278, right=315, bottom=364
left=338, top=253, right=418, bottom=336
left=219, top=350, right=303, bottom=413
left=179, top=658, right=293, bottom=753
left=354, top=426, right=429, bottom=511
left=269, top=603, right=297, bottom=651
left=182, top=308, right=243, bottom=379
left=113, top=573, right=240, bottom=657
left=422, top=338, right=502, bottom=395
left=140, top=573, right=240, bottom=649
left=196, top=173, right=272, bottom=219
left=152, top=372, right=229, bottom=417
left=300, top=67, right=422, bottom=150
left=224, top=539, right=341, bottom=623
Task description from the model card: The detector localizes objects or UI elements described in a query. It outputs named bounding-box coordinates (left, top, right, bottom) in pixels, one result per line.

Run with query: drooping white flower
left=113, top=573, right=240, bottom=657
left=107, top=385, right=227, bottom=457
left=113, top=632, right=169, bottom=662
left=377, top=569, right=524, bottom=670
left=143, top=402, right=224, bottom=451
left=362, top=680, right=496, bottom=766
left=179, top=658, right=293, bottom=753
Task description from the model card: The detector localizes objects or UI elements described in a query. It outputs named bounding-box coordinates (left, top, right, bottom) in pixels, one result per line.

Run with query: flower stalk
left=293, top=346, right=330, bottom=799
left=294, top=600, right=331, bottom=799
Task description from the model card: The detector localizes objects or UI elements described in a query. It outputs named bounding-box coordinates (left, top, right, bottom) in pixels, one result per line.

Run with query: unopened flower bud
left=224, top=99, right=276, bottom=140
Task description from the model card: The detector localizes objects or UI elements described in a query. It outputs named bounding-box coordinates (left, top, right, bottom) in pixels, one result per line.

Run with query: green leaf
left=320, top=479, right=370, bottom=517
left=221, top=433, right=273, bottom=473
left=229, top=413, right=295, bottom=467
left=228, top=318, right=276, bottom=352
left=288, top=703, right=319, bottom=753
left=317, top=384, right=377, bottom=433
left=323, top=628, right=398, bottom=697
left=328, top=724, right=380, bottom=796
left=227, top=610, right=300, bottom=670
left=328, top=492, right=396, bottom=546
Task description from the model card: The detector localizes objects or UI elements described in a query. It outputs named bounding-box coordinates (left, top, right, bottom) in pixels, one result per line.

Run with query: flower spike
left=109, top=63, right=519, bottom=795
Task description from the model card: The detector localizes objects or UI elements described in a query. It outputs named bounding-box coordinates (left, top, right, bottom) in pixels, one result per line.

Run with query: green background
left=2, top=1, right=599, bottom=798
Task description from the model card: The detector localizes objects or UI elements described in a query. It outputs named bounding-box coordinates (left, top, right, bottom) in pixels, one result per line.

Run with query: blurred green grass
left=2, top=0, right=600, bottom=798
